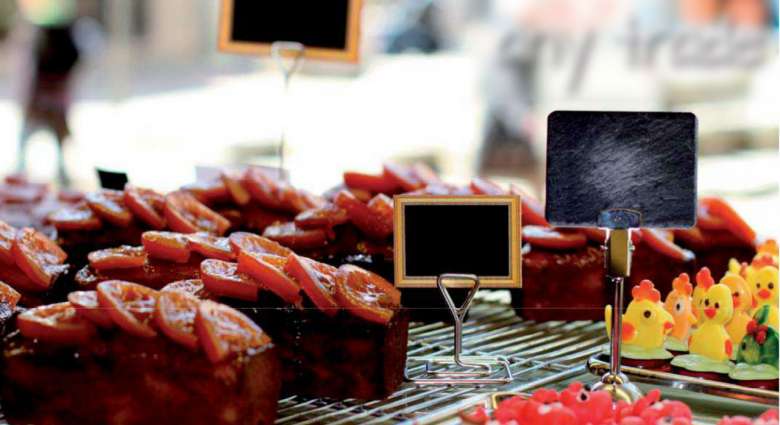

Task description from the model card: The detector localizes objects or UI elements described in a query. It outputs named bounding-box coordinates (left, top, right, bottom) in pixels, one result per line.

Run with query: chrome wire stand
left=270, top=41, right=304, bottom=180
left=405, top=274, right=513, bottom=385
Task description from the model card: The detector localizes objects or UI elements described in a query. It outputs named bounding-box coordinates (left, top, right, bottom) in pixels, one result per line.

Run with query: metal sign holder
left=405, top=273, right=513, bottom=385
left=590, top=209, right=643, bottom=402
left=270, top=41, right=305, bottom=180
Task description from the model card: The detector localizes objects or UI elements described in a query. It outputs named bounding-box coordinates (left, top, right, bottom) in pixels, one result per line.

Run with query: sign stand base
left=590, top=227, right=643, bottom=402
left=270, top=41, right=305, bottom=180
left=405, top=273, right=513, bottom=385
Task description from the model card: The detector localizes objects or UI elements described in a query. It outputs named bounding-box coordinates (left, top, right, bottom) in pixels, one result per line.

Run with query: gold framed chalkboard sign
left=393, top=195, right=522, bottom=289
left=218, top=0, right=363, bottom=62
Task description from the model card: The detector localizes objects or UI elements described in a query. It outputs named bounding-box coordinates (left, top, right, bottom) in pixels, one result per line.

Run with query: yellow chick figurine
left=692, top=267, right=715, bottom=321
left=722, top=273, right=753, bottom=347
left=606, top=280, right=674, bottom=350
left=664, top=273, right=697, bottom=351
left=747, top=265, right=778, bottom=330
left=689, top=282, right=735, bottom=361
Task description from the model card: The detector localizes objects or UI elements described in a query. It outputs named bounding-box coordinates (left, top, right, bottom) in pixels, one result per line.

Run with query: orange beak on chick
left=704, top=307, right=717, bottom=319
left=759, top=289, right=771, bottom=299
left=663, top=321, right=674, bottom=332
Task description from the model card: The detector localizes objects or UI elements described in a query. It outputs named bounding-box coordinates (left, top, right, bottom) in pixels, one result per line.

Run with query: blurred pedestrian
left=15, top=0, right=80, bottom=186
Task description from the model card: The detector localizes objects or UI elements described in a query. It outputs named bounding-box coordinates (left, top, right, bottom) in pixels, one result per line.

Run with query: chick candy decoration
left=729, top=305, right=779, bottom=388
left=746, top=264, right=778, bottom=330
left=606, top=280, right=674, bottom=350
left=692, top=267, right=715, bottom=321
left=736, top=306, right=779, bottom=368
left=663, top=273, right=697, bottom=351
left=688, top=281, right=735, bottom=362
left=722, top=273, right=753, bottom=346
left=755, top=239, right=779, bottom=266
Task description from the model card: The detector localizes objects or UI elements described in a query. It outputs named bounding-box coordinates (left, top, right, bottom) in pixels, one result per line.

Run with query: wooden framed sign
left=394, top=195, right=522, bottom=289
left=218, top=0, right=363, bottom=62
left=546, top=111, right=697, bottom=228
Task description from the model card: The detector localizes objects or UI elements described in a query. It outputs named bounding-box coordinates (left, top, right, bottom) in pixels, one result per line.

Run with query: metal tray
left=588, top=353, right=779, bottom=407
left=2, top=295, right=775, bottom=424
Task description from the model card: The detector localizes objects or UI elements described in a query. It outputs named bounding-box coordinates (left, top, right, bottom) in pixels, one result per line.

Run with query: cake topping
left=383, top=162, right=424, bottom=192
left=88, top=245, right=147, bottom=270
left=68, top=290, right=114, bottom=328
left=161, top=279, right=213, bottom=300
left=18, top=281, right=270, bottom=363
left=508, top=184, right=550, bottom=227
left=333, top=190, right=393, bottom=241
left=335, top=264, right=401, bottom=325
left=181, top=178, right=230, bottom=204
left=700, top=197, right=756, bottom=245
left=284, top=254, right=339, bottom=316
left=85, top=189, right=133, bottom=227
left=522, top=226, right=587, bottom=250
left=0, top=281, right=21, bottom=309
left=237, top=166, right=322, bottom=213
left=123, top=184, right=166, bottom=229
left=11, top=226, right=68, bottom=290
left=201, top=259, right=261, bottom=302
left=46, top=201, right=103, bottom=231
left=294, top=204, right=349, bottom=230
left=164, top=191, right=230, bottom=235
left=142, top=231, right=192, bottom=263
left=50, top=185, right=228, bottom=236
left=187, top=233, right=235, bottom=261
left=237, top=251, right=302, bottom=304
left=639, top=228, right=694, bottom=262
left=154, top=290, right=200, bottom=350
left=80, top=230, right=401, bottom=322
left=262, top=222, right=329, bottom=250
left=343, top=170, right=401, bottom=194
left=220, top=170, right=251, bottom=206
left=228, top=231, right=292, bottom=258
left=0, top=220, right=16, bottom=264
left=195, top=300, right=271, bottom=363
left=18, top=302, right=96, bottom=345
left=97, top=280, right=159, bottom=338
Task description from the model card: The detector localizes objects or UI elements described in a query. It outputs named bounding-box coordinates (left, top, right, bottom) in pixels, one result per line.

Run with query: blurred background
left=0, top=0, right=777, bottom=234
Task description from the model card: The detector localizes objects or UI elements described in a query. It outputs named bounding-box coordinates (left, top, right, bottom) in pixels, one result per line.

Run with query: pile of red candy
left=460, top=383, right=778, bottom=425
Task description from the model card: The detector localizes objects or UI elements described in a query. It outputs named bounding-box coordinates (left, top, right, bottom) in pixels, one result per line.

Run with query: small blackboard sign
left=96, top=168, right=128, bottom=190
left=394, top=196, right=521, bottom=288
left=546, top=111, right=697, bottom=229
left=218, top=0, right=362, bottom=62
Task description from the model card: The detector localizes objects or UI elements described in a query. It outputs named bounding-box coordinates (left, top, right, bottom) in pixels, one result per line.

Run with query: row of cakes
left=0, top=225, right=406, bottom=424
left=0, top=165, right=762, bottom=324
left=606, top=241, right=778, bottom=389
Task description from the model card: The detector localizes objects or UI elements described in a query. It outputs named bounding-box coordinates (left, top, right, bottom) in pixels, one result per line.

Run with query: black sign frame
left=393, top=195, right=522, bottom=289
left=218, top=0, right=363, bottom=63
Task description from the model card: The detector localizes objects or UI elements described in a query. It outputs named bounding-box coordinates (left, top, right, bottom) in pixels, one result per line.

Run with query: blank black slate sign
left=546, top=111, right=697, bottom=228
left=96, top=169, right=128, bottom=190
left=231, top=1, right=349, bottom=49
left=404, top=205, right=509, bottom=277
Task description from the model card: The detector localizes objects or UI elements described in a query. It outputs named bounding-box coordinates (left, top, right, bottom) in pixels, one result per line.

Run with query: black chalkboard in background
left=394, top=196, right=522, bottom=288
left=218, top=0, right=362, bottom=62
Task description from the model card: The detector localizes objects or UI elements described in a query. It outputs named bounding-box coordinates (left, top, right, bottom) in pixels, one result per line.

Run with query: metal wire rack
left=2, top=296, right=771, bottom=424
left=274, top=295, right=610, bottom=424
